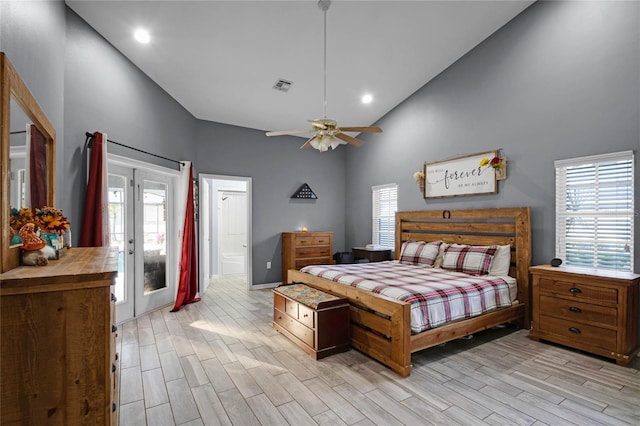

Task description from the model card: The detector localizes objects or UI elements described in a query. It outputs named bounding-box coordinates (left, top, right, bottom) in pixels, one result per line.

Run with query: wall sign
left=424, top=151, right=497, bottom=198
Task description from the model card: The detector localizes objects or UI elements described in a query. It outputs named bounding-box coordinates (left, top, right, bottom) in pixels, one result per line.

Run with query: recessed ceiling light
left=361, top=94, right=373, bottom=104
left=134, top=28, right=151, bottom=44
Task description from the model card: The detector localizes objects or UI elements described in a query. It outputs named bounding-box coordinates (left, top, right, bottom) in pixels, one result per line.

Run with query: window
left=555, top=151, right=634, bottom=272
left=372, top=184, right=398, bottom=249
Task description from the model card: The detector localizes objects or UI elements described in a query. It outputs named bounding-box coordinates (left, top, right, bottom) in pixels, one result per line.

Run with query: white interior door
left=218, top=190, right=247, bottom=276
left=108, top=161, right=176, bottom=322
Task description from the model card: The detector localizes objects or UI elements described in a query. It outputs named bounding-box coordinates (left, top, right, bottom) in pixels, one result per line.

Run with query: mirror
left=1, top=52, right=56, bottom=273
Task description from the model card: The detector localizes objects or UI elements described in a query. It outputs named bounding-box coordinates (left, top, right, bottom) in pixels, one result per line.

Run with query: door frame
left=107, top=153, right=180, bottom=321
left=198, top=174, right=252, bottom=291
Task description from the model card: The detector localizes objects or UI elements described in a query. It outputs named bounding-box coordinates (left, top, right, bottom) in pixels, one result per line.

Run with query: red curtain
left=172, top=165, right=200, bottom=311
left=79, top=132, right=107, bottom=247
left=29, top=124, right=47, bottom=207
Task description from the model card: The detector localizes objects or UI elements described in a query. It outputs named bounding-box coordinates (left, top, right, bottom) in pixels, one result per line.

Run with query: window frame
left=372, top=183, right=398, bottom=249
left=555, top=150, right=634, bottom=272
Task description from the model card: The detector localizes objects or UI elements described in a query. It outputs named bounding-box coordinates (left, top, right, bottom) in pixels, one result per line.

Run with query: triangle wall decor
left=292, top=183, right=317, bottom=199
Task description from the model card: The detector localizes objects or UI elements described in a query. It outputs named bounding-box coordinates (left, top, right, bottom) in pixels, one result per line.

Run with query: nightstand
left=529, top=265, right=640, bottom=365
left=352, top=247, right=392, bottom=262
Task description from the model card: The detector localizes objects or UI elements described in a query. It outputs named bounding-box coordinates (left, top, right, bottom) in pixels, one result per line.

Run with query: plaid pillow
left=399, top=240, right=442, bottom=267
left=441, top=244, right=497, bottom=276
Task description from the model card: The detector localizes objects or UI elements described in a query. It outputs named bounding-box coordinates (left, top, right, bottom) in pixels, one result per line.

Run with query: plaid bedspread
left=300, top=261, right=512, bottom=333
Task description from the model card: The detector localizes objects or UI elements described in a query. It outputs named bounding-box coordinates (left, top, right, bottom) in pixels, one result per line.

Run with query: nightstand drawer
left=539, top=314, right=617, bottom=349
left=539, top=278, right=617, bottom=303
left=539, top=295, right=617, bottom=327
left=295, top=235, right=331, bottom=246
left=296, top=247, right=331, bottom=258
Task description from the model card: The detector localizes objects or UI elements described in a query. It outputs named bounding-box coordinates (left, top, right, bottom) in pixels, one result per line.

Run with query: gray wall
left=2, top=1, right=638, bottom=286
left=0, top=0, right=66, bottom=205
left=345, top=0, right=640, bottom=272
left=195, top=121, right=346, bottom=284
left=63, top=8, right=198, bottom=233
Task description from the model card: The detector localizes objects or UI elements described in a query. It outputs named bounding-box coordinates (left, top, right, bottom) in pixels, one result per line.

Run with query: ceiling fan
left=265, top=0, right=382, bottom=151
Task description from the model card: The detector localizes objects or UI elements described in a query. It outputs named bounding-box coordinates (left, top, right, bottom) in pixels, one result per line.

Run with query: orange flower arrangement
left=10, top=206, right=70, bottom=233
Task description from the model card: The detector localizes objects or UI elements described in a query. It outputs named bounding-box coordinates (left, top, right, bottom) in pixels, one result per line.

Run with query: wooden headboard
left=395, top=207, right=532, bottom=326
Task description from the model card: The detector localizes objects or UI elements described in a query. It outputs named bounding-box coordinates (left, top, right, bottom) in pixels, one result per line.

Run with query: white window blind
left=555, top=151, right=634, bottom=272
left=372, top=184, right=397, bottom=249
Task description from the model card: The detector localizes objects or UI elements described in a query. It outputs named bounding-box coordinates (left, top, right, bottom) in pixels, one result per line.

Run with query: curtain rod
left=85, top=131, right=184, bottom=166
left=10, top=130, right=27, bottom=135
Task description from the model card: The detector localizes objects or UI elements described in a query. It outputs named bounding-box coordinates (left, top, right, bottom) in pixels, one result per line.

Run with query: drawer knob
left=569, top=306, right=582, bottom=313
left=112, top=402, right=117, bottom=412
left=569, top=287, right=582, bottom=294
left=112, top=363, right=116, bottom=373
left=112, top=325, right=118, bottom=333
left=569, top=327, right=581, bottom=334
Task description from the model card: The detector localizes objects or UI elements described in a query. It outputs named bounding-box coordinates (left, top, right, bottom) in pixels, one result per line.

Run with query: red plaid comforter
left=300, top=261, right=512, bottom=333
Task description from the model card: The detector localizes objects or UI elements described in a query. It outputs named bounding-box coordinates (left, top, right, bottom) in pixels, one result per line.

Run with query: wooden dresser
left=0, top=247, right=119, bottom=425
left=530, top=265, right=640, bottom=365
left=273, top=284, right=350, bottom=359
left=281, top=231, right=333, bottom=282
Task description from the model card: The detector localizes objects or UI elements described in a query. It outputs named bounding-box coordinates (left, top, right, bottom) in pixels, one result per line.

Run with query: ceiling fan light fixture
left=265, top=0, right=382, bottom=151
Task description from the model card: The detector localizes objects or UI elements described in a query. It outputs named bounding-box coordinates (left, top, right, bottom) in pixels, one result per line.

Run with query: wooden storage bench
left=273, top=283, right=350, bottom=359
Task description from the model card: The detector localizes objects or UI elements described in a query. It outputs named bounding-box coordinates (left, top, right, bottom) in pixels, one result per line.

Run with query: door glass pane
left=108, top=174, right=127, bottom=302
left=143, top=180, right=167, bottom=294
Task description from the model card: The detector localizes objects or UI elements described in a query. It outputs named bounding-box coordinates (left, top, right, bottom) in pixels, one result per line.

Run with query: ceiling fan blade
left=308, top=120, right=327, bottom=130
left=335, top=132, right=364, bottom=147
left=338, top=126, right=383, bottom=133
left=266, top=129, right=314, bottom=136
left=300, top=134, right=319, bottom=149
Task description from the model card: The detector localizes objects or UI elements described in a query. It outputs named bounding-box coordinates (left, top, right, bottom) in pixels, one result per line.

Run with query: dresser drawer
left=539, top=314, right=617, bottom=349
left=273, top=310, right=315, bottom=347
left=295, top=258, right=331, bottom=270
left=296, top=246, right=331, bottom=258
left=539, top=278, right=617, bottom=303
left=295, top=235, right=331, bottom=246
left=539, top=295, right=617, bottom=327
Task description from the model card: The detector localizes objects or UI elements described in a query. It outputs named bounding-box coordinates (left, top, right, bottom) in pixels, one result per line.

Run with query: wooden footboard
left=287, top=269, right=413, bottom=376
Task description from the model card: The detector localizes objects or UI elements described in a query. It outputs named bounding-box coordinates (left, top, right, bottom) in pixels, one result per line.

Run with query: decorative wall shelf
left=292, top=183, right=317, bottom=199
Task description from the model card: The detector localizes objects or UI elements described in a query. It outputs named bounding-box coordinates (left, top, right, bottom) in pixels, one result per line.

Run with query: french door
left=108, top=162, right=176, bottom=322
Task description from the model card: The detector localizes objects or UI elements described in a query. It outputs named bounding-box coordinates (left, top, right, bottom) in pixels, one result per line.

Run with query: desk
left=352, top=247, right=392, bottom=263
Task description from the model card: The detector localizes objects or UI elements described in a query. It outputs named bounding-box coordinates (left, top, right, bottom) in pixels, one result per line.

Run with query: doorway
left=108, top=157, right=178, bottom=323
left=198, top=174, right=252, bottom=294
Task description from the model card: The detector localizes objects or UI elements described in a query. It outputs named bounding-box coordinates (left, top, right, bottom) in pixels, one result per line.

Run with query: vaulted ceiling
left=66, top=1, right=534, bottom=134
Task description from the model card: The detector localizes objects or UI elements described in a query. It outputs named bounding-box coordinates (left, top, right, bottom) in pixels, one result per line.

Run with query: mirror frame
left=1, top=52, right=56, bottom=273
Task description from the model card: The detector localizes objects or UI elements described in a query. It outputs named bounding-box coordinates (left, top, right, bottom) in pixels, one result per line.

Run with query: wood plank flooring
left=117, top=276, right=640, bottom=425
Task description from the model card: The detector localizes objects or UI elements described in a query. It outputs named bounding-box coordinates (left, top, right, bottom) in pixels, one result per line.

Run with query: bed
left=286, top=207, right=531, bottom=377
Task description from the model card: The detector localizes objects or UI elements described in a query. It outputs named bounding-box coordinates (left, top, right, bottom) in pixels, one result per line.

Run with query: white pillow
left=488, top=245, right=511, bottom=276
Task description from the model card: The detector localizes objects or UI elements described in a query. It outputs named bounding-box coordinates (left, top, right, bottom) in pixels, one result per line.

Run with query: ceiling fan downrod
left=318, top=0, right=331, bottom=120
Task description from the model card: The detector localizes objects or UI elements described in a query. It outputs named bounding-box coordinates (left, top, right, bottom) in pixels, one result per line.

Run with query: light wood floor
left=117, top=275, right=640, bottom=426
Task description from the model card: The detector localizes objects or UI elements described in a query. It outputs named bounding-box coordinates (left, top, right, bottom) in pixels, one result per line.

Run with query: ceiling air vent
left=273, top=78, right=293, bottom=92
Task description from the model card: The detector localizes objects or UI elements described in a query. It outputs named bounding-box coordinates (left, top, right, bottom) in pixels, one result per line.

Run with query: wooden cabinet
left=281, top=231, right=333, bottom=282
left=273, top=284, right=350, bottom=359
left=0, top=247, right=119, bottom=425
left=530, top=265, right=640, bottom=365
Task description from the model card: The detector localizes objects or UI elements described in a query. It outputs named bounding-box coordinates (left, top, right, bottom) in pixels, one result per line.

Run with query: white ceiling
left=66, top=0, right=534, bottom=135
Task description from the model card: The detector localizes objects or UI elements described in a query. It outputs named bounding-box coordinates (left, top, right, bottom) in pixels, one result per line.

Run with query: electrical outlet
left=266, top=262, right=271, bottom=269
